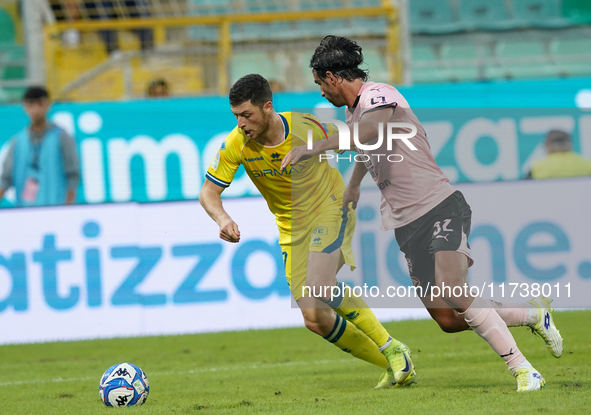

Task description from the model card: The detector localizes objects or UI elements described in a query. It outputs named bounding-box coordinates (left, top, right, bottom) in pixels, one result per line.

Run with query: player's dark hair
left=229, top=74, right=273, bottom=108
left=310, top=35, right=369, bottom=82
left=23, top=86, right=49, bottom=101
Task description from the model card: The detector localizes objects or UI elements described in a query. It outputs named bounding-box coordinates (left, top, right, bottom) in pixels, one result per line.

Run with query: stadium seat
left=440, top=43, right=482, bottom=82
left=409, top=0, right=461, bottom=34
left=0, top=85, right=25, bottom=102
left=233, top=21, right=302, bottom=42
left=411, top=44, right=447, bottom=83
left=458, top=0, right=514, bottom=30
left=550, top=38, right=591, bottom=77
left=191, top=26, right=219, bottom=42
left=347, top=0, right=383, bottom=7
left=488, top=39, right=553, bottom=79
left=512, top=0, right=570, bottom=28
left=0, top=7, right=16, bottom=44
left=297, top=19, right=351, bottom=39
left=363, top=48, right=388, bottom=83
left=351, top=17, right=387, bottom=36
left=550, top=38, right=591, bottom=55
left=231, top=50, right=278, bottom=84
left=412, top=44, right=437, bottom=62
left=191, top=0, right=232, bottom=15
left=0, top=45, right=26, bottom=82
left=0, top=87, right=9, bottom=103
left=241, top=0, right=284, bottom=12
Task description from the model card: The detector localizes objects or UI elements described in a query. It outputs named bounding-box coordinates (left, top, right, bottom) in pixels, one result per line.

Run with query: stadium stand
left=411, top=0, right=591, bottom=83
left=0, top=0, right=588, bottom=101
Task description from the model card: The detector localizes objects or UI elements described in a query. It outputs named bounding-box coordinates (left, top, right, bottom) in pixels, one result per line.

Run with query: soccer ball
left=99, top=363, right=150, bottom=407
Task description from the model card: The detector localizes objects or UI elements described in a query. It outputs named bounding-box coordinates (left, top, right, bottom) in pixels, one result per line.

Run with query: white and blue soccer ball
left=99, top=363, right=150, bottom=407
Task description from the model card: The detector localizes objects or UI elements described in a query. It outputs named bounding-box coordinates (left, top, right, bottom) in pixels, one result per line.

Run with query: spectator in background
left=0, top=87, right=80, bottom=207
left=84, top=0, right=154, bottom=54
left=146, top=78, right=169, bottom=97
left=527, top=130, right=591, bottom=179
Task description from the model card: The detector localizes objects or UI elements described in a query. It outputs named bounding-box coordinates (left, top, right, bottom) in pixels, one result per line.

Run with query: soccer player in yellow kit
left=199, top=74, right=415, bottom=388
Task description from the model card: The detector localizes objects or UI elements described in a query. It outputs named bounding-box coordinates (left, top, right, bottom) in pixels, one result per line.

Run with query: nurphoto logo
left=307, top=118, right=418, bottom=162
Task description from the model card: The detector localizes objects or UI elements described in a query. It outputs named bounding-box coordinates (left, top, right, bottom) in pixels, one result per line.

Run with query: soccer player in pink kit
left=282, top=35, right=563, bottom=392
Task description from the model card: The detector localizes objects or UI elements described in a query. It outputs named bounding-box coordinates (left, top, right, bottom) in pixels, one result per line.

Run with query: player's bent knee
left=431, top=310, right=469, bottom=333
left=436, top=319, right=464, bottom=333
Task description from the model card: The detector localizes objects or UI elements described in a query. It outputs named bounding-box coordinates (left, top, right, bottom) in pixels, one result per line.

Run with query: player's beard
left=324, top=92, right=345, bottom=108
left=251, top=111, right=271, bottom=141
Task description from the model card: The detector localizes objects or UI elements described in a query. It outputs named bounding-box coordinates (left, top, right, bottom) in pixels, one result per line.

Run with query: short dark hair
left=545, top=130, right=570, bottom=145
left=229, top=74, right=272, bottom=108
left=23, top=86, right=49, bottom=101
left=148, top=78, right=168, bottom=91
left=310, top=35, right=369, bottom=82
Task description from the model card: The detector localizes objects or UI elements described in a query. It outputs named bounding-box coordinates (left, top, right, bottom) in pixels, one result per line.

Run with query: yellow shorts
left=280, top=203, right=356, bottom=301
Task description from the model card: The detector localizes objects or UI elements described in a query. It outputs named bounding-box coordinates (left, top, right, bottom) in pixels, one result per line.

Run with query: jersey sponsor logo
left=211, top=152, right=220, bottom=170
left=251, top=165, right=304, bottom=178
left=245, top=156, right=264, bottom=162
left=378, top=179, right=391, bottom=190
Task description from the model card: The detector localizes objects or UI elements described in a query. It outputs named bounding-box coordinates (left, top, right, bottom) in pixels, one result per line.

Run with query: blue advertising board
left=1, top=78, right=590, bottom=206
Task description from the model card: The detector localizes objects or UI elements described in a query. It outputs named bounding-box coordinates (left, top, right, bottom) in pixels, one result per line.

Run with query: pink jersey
left=345, top=82, right=456, bottom=229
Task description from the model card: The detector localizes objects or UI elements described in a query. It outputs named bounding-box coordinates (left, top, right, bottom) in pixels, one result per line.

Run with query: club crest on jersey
left=313, top=226, right=328, bottom=235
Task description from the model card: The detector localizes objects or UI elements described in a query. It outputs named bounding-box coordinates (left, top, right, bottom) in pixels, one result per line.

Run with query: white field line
left=0, top=358, right=354, bottom=387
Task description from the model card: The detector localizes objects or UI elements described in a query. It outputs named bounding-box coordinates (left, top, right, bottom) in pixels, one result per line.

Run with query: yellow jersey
left=206, top=112, right=345, bottom=238
left=530, top=151, right=591, bottom=179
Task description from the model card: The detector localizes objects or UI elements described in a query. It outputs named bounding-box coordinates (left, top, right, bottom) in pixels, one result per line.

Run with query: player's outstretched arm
left=343, top=162, right=367, bottom=210
left=280, top=132, right=341, bottom=169
left=199, top=179, right=241, bottom=243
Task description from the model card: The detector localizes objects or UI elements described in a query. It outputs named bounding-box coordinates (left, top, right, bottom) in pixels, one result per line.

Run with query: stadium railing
left=43, top=0, right=403, bottom=101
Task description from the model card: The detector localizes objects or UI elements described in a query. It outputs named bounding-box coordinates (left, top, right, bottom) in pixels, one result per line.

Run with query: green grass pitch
left=1, top=310, right=589, bottom=415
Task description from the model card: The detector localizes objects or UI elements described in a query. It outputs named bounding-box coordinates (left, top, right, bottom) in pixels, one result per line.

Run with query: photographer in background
left=0, top=86, right=80, bottom=207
